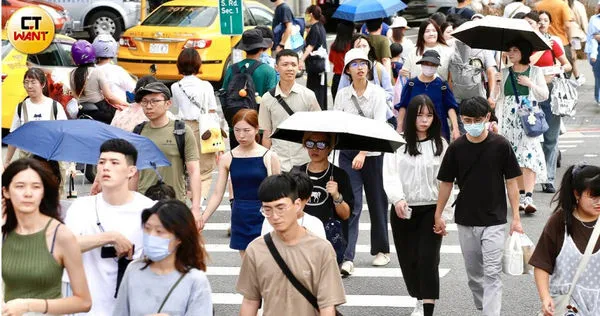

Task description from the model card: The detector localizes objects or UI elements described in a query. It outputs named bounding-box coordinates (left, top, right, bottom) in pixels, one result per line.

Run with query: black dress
left=304, top=22, right=328, bottom=110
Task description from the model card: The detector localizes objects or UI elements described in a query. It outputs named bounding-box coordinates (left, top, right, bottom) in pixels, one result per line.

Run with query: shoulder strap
left=133, top=122, right=146, bottom=135
left=157, top=272, right=187, bottom=313
left=52, top=100, right=58, bottom=120
left=232, top=63, right=241, bottom=74
left=264, top=233, right=320, bottom=311
left=50, top=223, right=61, bottom=254
left=508, top=67, right=520, bottom=104
left=566, top=222, right=600, bottom=300
left=177, top=82, right=204, bottom=112
left=246, top=61, right=263, bottom=76
left=350, top=95, right=365, bottom=117
left=173, top=120, right=186, bottom=163
left=17, top=101, right=24, bottom=121
left=269, top=88, right=295, bottom=116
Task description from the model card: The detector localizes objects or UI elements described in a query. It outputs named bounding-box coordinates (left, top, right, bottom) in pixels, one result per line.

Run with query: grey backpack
left=448, top=41, right=487, bottom=102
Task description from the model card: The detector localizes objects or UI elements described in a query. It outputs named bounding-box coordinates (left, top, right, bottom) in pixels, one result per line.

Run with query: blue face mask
left=464, top=122, right=485, bottom=137
left=143, top=233, right=173, bottom=262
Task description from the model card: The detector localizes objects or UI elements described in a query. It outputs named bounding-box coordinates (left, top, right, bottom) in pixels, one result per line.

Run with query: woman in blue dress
left=201, top=109, right=281, bottom=256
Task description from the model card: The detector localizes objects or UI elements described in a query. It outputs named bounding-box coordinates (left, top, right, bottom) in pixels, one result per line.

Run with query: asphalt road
left=3, top=27, right=600, bottom=315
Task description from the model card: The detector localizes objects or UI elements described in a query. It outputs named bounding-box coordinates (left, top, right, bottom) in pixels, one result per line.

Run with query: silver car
left=45, top=0, right=140, bottom=39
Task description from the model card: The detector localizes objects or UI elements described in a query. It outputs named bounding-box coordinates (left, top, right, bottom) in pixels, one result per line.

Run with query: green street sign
left=219, top=0, right=244, bottom=35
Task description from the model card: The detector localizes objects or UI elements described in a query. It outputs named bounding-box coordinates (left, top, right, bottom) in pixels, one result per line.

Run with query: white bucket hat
left=390, top=16, right=410, bottom=29
left=343, top=48, right=372, bottom=73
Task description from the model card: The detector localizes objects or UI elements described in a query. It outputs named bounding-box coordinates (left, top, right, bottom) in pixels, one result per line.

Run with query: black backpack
left=18, top=99, right=59, bottom=122
left=133, top=120, right=186, bottom=164
left=221, top=61, right=262, bottom=125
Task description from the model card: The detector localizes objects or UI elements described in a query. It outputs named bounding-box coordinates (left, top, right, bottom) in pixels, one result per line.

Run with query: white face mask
left=421, top=65, right=438, bottom=77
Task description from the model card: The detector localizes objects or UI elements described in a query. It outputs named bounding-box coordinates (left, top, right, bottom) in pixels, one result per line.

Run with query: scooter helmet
left=92, top=34, right=118, bottom=58
left=71, top=40, right=96, bottom=65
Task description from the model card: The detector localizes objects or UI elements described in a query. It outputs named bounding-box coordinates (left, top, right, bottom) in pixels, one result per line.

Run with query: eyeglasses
left=23, top=80, right=40, bottom=86
left=304, top=140, right=330, bottom=150
left=349, top=61, right=368, bottom=68
left=139, top=99, right=167, bottom=107
left=260, top=205, right=292, bottom=218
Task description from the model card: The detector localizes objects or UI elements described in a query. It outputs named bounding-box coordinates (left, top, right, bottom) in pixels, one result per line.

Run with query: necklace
left=306, top=162, right=330, bottom=181
left=573, top=212, right=597, bottom=229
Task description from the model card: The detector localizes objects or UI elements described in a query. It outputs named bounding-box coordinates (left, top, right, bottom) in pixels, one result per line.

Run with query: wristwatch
left=333, top=193, right=344, bottom=205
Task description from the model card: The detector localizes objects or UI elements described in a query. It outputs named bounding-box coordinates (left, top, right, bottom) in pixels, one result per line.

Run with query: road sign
left=219, top=0, right=244, bottom=35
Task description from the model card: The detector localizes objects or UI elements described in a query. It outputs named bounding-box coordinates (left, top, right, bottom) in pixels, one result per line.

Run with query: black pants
left=390, top=204, right=442, bottom=299
left=307, top=72, right=328, bottom=110
left=339, top=151, right=389, bottom=260
left=331, top=73, right=342, bottom=102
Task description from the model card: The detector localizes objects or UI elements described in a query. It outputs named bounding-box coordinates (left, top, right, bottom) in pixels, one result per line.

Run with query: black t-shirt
left=272, top=2, right=294, bottom=30
left=437, top=133, right=522, bottom=226
left=293, top=163, right=353, bottom=235
left=305, top=23, right=327, bottom=50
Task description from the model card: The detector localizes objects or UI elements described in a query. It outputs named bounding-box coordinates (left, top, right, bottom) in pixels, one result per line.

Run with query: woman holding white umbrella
left=334, top=48, right=391, bottom=275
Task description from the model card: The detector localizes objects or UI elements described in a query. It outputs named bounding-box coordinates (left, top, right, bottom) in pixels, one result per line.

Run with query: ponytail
left=552, top=164, right=600, bottom=236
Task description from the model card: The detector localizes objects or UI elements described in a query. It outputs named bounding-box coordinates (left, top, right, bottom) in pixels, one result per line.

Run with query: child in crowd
left=145, top=181, right=177, bottom=201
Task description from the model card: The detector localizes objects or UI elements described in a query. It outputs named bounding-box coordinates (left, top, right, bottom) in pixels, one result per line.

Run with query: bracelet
left=44, top=299, right=48, bottom=314
left=333, top=193, right=344, bottom=205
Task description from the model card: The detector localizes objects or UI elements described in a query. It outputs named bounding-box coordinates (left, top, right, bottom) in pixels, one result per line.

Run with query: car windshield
left=2, top=40, right=13, bottom=59
left=142, top=6, right=217, bottom=27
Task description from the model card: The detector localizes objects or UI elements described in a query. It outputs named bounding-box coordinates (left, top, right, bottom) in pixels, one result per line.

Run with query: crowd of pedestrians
left=2, top=0, right=600, bottom=315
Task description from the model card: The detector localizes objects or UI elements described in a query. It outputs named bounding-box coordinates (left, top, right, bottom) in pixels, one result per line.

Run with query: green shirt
left=368, top=34, right=391, bottom=62
left=504, top=67, right=531, bottom=97
left=137, top=120, right=199, bottom=201
left=222, top=59, right=278, bottom=96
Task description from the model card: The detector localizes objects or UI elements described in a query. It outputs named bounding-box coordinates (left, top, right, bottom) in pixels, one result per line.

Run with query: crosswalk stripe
left=203, top=222, right=459, bottom=232
left=205, top=244, right=462, bottom=254
left=205, top=266, right=451, bottom=278
left=211, top=293, right=418, bottom=307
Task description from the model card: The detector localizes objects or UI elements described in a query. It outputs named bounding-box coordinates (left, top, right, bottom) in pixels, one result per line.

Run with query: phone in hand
left=101, top=244, right=135, bottom=258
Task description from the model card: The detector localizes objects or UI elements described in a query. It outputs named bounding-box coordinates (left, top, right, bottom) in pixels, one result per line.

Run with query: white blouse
left=383, top=139, right=448, bottom=206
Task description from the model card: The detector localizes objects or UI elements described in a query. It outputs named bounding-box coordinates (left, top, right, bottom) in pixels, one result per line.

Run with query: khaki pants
left=184, top=120, right=217, bottom=199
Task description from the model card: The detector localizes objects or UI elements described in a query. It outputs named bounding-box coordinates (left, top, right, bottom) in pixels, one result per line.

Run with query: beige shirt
left=236, top=231, right=346, bottom=316
left=137, top=120, right=199, bottom=201
left=259, top=82, right=321, bottom=171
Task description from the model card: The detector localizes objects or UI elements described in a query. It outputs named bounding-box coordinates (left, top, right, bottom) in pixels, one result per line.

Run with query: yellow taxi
left=1, top=32, right=76, bottom=131
left=117, top=0, right=273, bottom=84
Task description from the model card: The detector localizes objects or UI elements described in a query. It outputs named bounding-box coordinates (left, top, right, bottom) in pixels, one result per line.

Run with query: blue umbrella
left=332, top=0, right=407, bottom=22
left=3, top=120, right=171, bottom=170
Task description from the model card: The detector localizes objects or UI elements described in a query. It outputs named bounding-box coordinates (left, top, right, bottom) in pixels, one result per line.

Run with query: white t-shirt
left=261, top=212, right=327, bottom=240
left=62, top=192, right=156, bottom=316
left=10, top=97, right=68, bottom=132
left=96, top=63, right=136, bottom=101
left=170, top=75, right=217, bottom=121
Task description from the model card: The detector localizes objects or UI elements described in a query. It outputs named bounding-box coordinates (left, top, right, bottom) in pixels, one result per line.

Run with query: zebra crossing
left=203, top=191, right=463, bottom=315
left=558, top=130, right=600, bottom=158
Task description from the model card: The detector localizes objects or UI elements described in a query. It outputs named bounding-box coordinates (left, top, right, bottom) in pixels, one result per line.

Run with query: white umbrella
left=451, top=15, right=551, bottom=52
left=271, top=111, right=405, bottom=153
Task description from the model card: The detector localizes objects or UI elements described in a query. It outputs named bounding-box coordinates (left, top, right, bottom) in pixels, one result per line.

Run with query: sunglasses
left=304, top=140, right=330, bottom=150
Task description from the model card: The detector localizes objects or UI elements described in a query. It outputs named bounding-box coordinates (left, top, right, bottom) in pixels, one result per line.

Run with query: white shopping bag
left=520, top=233, right=535, bottom=275
left=503, top=232, right=524, bottom=276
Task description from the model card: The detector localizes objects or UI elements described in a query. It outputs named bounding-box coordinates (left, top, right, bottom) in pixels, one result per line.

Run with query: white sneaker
left=411, top=300, right=424, bottom=316
left=340, top=261, right=354, bottom=276
left=372, top=252, right=391, bottom=266
left=524, top=196, right=537, bottom=214
left=576, top=75, right=586, bottom=86
left=519, top=194, right=526, bottom=211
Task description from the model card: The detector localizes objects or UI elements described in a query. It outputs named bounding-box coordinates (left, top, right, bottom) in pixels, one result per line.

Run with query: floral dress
left=500, top=67, right=547, bottom=183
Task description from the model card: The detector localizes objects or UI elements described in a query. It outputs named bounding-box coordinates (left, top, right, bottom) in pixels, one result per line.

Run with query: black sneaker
left=542, top=183, right=556, bottom=193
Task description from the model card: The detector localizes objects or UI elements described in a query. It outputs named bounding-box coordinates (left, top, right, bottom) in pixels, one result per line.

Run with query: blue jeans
left=540, top=84, right=560, bottom=185
left=592, top=53, right=600, bottom=103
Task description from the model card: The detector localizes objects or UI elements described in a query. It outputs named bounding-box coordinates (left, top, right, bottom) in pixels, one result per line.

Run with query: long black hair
left=403, top=94, right=444, bottom=157
left=416, top=19, right=447, bottom=56
left=552, top=164, right=600, bottom=236
left=72, top=64, right=94, bottom=97
left=2, top=158, right=62, bottom=235
left=331, top=21, right=355, bottom=52
left=350, top=34, right=377, bottom=81
left=141, top=200, right=208, bottom=272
